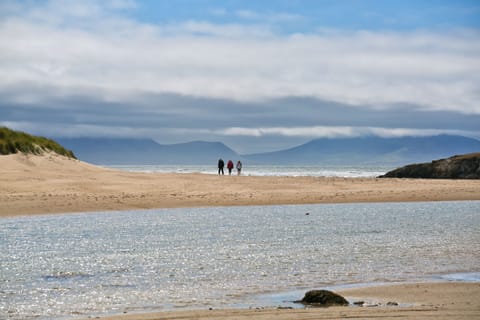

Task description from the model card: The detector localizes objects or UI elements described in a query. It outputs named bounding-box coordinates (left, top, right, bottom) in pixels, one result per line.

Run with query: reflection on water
left=1, top=201, right=479, bottom=319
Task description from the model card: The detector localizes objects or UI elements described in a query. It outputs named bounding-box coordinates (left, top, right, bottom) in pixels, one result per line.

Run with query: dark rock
left=379, top=153, right=480, bottom=179
left=387, top=301, right=399, bottom=306
left=295, top=290, right=349, bottom=306
left=353, top=301, right=365, bottom=306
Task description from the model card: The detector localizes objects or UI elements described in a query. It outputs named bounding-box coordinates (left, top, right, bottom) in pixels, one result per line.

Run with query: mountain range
left=57, top=135, right=480, bottom=166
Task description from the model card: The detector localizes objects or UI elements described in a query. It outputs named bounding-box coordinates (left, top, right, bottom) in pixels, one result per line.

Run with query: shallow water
left=1, top=201, right=479, bottom=319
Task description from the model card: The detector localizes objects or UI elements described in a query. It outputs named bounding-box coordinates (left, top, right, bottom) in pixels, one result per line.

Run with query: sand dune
left=1, top=152, right=479, bottom=217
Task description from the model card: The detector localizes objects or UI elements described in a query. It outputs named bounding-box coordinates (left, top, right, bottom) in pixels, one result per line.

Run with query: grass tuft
left=0, top=127, right=76, bottom=158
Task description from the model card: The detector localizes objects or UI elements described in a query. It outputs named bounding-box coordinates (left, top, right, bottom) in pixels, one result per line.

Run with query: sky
left=0, top=0, right=479, bottom=154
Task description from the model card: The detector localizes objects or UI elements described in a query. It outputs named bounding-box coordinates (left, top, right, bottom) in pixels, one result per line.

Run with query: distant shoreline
left=106, top=163, right=393, bottom=178
left=1, top=153, right=480, bottom=217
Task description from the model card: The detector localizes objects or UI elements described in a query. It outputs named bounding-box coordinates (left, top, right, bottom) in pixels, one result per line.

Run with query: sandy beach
left=1, top=152, right=479, bottom=217
left=92, top=282, right=480, bottom=320
left=2, top=153, right=480, bottom=319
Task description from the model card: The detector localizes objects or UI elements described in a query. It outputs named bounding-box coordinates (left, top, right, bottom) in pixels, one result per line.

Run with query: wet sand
left=93, top=282, right=480, bottom=320
left=1, top=153, right=479, bottom=217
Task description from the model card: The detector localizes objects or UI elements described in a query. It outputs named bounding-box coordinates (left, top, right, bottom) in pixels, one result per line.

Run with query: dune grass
left=0, top=127, right=76, bottom=158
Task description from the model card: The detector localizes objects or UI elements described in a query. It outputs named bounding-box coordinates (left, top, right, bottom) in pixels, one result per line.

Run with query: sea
left=1, top=201, right=479, bottom=319
left=107, top=164, right=394, bottom=177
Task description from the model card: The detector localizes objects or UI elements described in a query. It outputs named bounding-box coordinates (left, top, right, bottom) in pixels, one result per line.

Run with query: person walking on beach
left=227, top=160, right=234, bottom=175
left=236, top=160, right=242, bottom=175
left=218, top=158, right=225, bottom=175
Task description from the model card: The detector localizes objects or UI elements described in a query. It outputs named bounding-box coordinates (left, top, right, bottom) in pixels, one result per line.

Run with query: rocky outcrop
left=295, top=290, right=349, bottom=306
left=379, top=153, right=480, bottom=179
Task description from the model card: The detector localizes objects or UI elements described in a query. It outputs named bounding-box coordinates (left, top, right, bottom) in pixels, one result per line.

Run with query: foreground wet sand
left=1, top=153, right=479, bottom=217
left=93, top=282, right=480, bottom=320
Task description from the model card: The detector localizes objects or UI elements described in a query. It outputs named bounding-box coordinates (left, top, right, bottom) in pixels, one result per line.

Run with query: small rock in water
left=387, top=301, right=399, bottom=306
left=353, top=301, right=365, bottom=306
left=295, top=290, right=349, bottom=307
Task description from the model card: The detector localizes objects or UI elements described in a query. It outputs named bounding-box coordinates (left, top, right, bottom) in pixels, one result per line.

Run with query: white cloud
left=235, top=10, right=303, bottom=22
left=162, top=20, right=273, bottom=37
left=214, top=126, right=480, bottom=139
left=218, top=126, right=355, bottom=138
left=107, top=0, right=137, bottom=10
left=0, top=1, right=479, bottom=116
left=209, top=8, right=227, bottom=17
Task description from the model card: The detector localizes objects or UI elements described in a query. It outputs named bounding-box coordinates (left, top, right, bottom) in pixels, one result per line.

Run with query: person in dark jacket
left=236, top=160, right=242, bottom=175
left=218, top=158, right=225, bottom=175
left=227, top=160, right=234, bottom=175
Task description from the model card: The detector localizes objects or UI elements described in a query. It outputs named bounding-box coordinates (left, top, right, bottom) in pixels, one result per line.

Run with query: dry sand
left=94, top=282, right=480, bottom=320
left=1, top=152, right=480, bottom=217
left=2, top=153, right=479, bottom=319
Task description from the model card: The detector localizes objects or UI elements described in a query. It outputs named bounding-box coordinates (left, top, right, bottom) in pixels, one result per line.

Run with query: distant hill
left=245, top=135, right=480, bottom=165
left=57, top=134, right=480, bottom=166
left=0, top=127, right=76, bottom=158
left=380, top=153, right=480, bottom=179
left=57, top=138, right=241, bottom=165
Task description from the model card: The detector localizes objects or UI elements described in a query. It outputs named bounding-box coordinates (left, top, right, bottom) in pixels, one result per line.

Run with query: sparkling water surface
left=1, top=201, right=479, bottom=319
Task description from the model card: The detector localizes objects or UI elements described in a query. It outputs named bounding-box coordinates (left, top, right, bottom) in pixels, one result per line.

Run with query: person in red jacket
left=227, top=160, right=234, bottom=175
